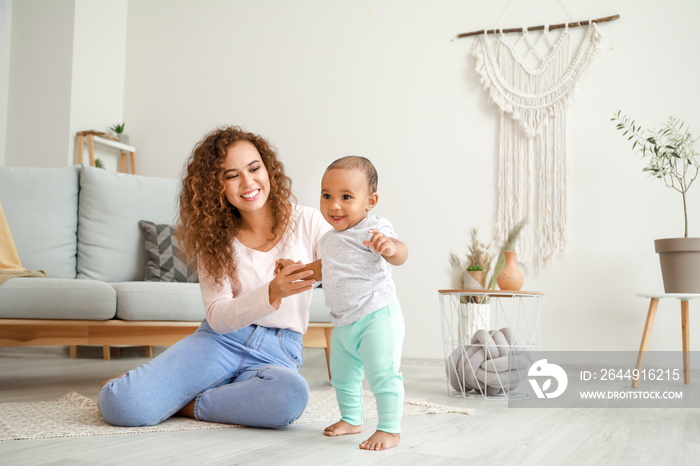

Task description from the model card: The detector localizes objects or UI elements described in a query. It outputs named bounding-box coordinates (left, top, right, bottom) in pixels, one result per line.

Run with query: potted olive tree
left=612, top=111, right=700, bottom=292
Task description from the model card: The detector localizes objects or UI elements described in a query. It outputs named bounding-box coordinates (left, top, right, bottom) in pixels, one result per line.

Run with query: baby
left=280, top=156, right=407, bottom=450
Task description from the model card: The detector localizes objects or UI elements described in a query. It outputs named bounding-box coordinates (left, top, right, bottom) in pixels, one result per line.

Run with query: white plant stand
left=632, top=292, right=699, bottom=388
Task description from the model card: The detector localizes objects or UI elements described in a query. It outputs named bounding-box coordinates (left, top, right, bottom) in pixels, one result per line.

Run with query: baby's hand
left=363, top=229, right=397, bottom=258
left=274, top=258, right=298, bottom=275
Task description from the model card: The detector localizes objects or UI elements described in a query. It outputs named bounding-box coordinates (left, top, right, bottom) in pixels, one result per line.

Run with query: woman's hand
left=274, top=258, right=297, bottom=276
left=269, top=262, right=315, bottom=309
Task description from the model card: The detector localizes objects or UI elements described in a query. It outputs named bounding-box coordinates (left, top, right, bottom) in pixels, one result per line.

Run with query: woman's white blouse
left=199, top=205, right=329, bottom=335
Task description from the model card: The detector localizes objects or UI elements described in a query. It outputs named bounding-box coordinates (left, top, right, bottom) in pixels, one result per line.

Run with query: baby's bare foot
left=324, top=420, right=363, bottom=437
left=359, top=431, right=401, bottom=451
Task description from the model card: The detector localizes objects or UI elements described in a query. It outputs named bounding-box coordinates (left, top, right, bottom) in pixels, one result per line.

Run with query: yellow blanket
left=0, top=200, right=46, bottom=285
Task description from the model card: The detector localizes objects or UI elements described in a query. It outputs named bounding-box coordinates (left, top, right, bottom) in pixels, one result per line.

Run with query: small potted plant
left=466, top=264, right=485, bottom=288
left=449, top=227, right=493, bottom=291
left=612, top=110, right=700, bottom=292
left=110, top=122, right=128, bottom=144
left=448, top=221, right=525, bottom=340
left=449, top=220, right=526, bottom=292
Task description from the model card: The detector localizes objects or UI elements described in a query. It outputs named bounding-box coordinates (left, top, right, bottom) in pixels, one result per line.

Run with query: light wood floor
left=0, top=346, right=698, bottom=465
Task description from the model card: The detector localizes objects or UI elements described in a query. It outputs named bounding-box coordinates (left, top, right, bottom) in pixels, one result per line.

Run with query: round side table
left=438, top=289, right=545, bottom=399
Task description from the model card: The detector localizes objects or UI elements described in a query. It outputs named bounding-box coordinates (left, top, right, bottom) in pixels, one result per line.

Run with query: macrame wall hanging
left=458, top=14, right=619, bottom=267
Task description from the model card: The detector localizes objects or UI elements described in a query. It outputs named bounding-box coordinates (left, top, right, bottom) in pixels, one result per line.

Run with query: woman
left=99, top=126, right=329, bottom=427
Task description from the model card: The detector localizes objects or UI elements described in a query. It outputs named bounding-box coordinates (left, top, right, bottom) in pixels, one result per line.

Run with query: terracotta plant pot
left=497, top=251, right=524, bottom=291
left=655, top=238, right=700, bottom=293
left=463, top=271, right=486, bottom=303
left=464, top=270, right=486, bottom=289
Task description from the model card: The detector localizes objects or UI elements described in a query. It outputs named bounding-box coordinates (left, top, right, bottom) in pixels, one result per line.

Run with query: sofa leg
left=102, top=346, right=111, bottom=360
left=69, top=346, right=77, bottom=359
left=145, top=346, right=153, bottom=357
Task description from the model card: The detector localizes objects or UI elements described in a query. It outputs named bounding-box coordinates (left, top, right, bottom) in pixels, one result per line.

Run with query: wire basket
left=438, top=290, right=545, bottom=399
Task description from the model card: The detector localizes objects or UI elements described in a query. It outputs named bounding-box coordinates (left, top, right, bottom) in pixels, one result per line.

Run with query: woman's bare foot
left=359, top=431, right=401, bottom=451
left=100, top=374, right=125, bottom=389
left=177, top=400, right=196, bottom=418
left=324, top=420, right=363, bottom=437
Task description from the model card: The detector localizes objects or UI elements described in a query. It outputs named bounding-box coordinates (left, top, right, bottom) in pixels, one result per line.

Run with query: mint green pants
left=330, top=301, right=405, bottom=433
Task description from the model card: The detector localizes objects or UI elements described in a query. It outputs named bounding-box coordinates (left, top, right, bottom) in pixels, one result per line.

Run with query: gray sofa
left=0, top=164, right=332, bottom=373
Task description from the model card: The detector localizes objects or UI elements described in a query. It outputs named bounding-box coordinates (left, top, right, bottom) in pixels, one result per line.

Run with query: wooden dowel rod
left=456, top=14, right=620, bottom=38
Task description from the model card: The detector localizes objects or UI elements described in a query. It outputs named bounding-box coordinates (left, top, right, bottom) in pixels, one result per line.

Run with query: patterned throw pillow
left=138, top=220, right=198, bottom=283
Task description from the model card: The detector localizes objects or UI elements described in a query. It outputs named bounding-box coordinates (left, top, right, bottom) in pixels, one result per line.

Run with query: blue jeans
left=98, top=321, right=309, bottom=428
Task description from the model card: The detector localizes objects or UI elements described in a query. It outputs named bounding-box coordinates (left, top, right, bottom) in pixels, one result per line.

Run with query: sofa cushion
left=77, top=164, right=181, bottom=282
left=138, top=220, right=198, bottom=283
left=112, top=282, right=205, bottom=321
left=0, top=166, right=79, bottom=278
left=0, top=278, right=116, bottom=319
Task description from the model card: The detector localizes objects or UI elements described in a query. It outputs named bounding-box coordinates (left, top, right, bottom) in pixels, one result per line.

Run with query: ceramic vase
left=497, top=251, right=524, bottom=291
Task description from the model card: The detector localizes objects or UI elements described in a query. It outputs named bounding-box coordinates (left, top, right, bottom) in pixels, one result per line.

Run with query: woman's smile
left=241, top=188, right=261, bottom=201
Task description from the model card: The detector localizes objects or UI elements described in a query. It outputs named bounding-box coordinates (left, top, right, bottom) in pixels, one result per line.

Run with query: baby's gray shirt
left=320, top=215, right=397, bottom=327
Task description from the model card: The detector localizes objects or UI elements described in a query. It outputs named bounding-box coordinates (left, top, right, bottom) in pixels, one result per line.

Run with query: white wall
left=0, top=0, right=12, bottom=166
left=5, top=0, right=74, bottom=167
left=3, top=0, right=128, bottom=169
left=69, top=0, right=128, bottom=170
left=120, top=0, right=700, bottom=359
left=6, top=1, right=700, bottom=359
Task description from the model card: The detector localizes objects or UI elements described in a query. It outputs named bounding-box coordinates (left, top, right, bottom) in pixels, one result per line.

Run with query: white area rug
left=0, top=390, right=473, bottom=441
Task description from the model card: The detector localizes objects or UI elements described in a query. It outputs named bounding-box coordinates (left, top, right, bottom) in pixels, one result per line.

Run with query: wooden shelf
left=90, top=135, right=135, bottom=153
left=76, top=132, right=137, bottom=174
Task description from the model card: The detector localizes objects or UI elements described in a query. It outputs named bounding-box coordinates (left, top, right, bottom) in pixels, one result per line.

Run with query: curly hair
left=177, top=126, right=294, bottom=287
